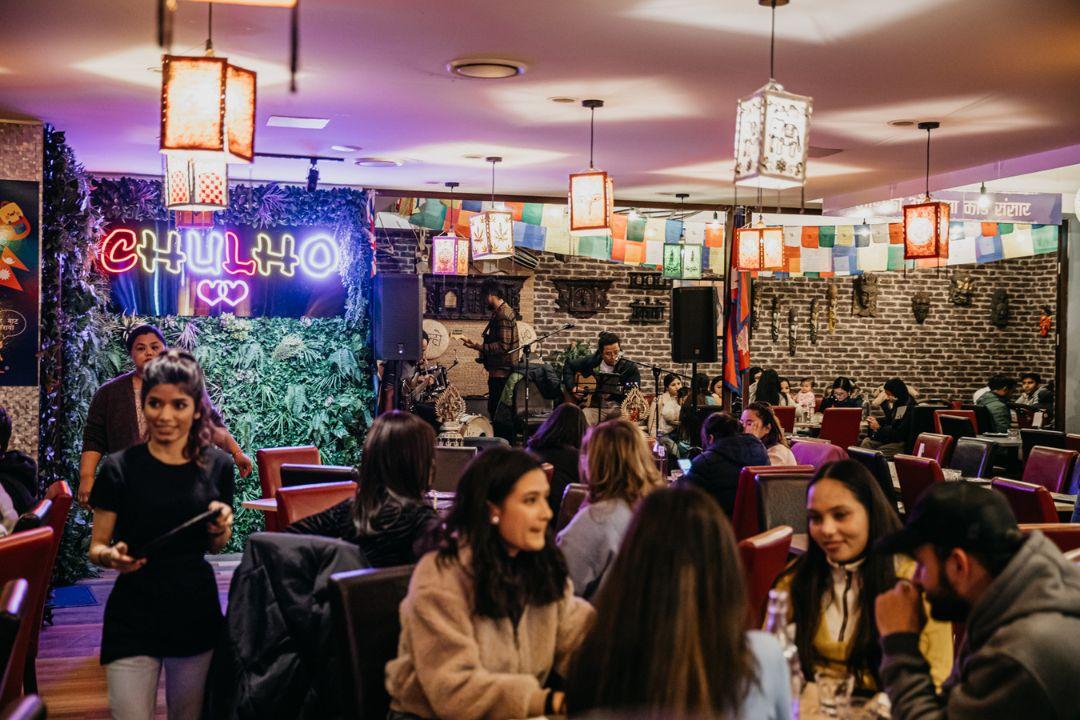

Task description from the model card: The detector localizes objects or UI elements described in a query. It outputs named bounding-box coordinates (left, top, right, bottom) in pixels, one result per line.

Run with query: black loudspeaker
left=373, top=274, right=421, bottom=361
left=671, top=286, right=718, bottom=363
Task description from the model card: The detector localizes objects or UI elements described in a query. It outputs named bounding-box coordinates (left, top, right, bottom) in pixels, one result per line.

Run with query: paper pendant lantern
left=161, top=55, right=257, bottom=163
left=164, top=154, right=229, bottom=211
left=569, top=170, right=615, bottom=236
left=903, top=200, right=950, bottom=260
left=663, top=243, right=703, bottom=280
left=469, top=210, right=514, bottom=259
left=431, top=232, right=470, bottom=275
left=733, top=224, right=784, bottom=271
left=734, top=80, right=812, bottom=190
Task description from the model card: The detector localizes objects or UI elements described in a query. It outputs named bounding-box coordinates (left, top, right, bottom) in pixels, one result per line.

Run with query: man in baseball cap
left=873, top=482, right=1080, bottom=719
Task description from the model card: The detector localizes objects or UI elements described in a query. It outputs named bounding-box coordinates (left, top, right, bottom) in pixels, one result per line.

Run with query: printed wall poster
left=0, top=180, right=40, bottom=386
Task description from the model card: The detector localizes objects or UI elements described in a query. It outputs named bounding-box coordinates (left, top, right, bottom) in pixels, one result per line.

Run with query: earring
left=490, top=515, right=500, bottom=525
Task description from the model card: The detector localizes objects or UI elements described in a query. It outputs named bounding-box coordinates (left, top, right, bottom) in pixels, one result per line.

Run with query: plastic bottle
left=764, top=588, right=805, bottom=719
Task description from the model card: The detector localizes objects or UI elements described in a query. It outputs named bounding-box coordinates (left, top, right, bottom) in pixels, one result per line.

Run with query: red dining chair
left=1018, top=524, right=1080, bottom=554
left=22, top=481, right=72, bottom=694
left=913, top=433, right=954, bottom=467
left=1020, top=446, right=1077, bottom=494
left=0, top=579, right=29, bottom=705
left=772, top=406, right=796, bottom=435
left=0, top=528, right=53, bottom=707
left=1066, top=434, right=1080, bottom=454
left=732, top=465, right=814, bottom=540
left=819, top=408, right=863, bottom=450
left=894, top=455, right=945, bottom=516
left=276, top=481, right=358, bottom=529
left=0, top=694, right=46, bottom=720
left=738, top=525, right=794, bottom=629
left=991, top=478, right=1059, bottom=524
left=789, top=439, right=848, bottom=470
left=256, top=446, right=322, bottom=531
left=556, top=484, right=588, bottom=533
left=934, top=409, right=978, bottom=435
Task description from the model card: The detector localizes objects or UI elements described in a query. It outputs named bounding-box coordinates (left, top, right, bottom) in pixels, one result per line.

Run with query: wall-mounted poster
left=97, top=221, right=346, bottom=317
left=0, top=180, right=40, bottom=386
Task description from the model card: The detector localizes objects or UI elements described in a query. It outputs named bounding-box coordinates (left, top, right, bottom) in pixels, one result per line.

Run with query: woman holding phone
left=88, top=350, right=235, bottom=720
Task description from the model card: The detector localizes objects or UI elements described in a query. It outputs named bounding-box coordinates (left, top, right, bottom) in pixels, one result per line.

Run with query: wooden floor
left=35, top=556, right=239, bottom=719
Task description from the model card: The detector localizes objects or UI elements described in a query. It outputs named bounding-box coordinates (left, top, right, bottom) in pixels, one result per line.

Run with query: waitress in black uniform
left=88, top=350, right=235, bottom=720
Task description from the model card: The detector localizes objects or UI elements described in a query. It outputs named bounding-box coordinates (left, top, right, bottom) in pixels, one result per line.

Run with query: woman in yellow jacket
left=773, top=460, right=952, bottom=692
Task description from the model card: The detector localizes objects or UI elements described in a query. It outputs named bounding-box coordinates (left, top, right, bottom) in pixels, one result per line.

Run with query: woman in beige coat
left=386, top=447, right=594, bottom=720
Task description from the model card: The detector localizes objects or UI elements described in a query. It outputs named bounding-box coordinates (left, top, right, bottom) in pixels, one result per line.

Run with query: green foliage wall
left=40, top=131, right=376, bottom=581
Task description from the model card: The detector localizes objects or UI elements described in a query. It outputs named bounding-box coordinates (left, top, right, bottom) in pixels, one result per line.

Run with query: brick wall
left=749, top=254, right=1058, bottom=401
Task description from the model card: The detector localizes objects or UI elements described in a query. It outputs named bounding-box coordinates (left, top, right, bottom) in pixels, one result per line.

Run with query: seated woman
left=754, top=369, right=783, bottom=406
left=778, top=377, right=797, bottom=407
left=774, top=460, right=952, bottom=693
left=819, top=376, right=862, bottom=411
left=741, top=402, right=797, bottom=466
left=386, top=447, right=593, bottom=720
left=861, top=377, right=916, bottom=457
left=286, top=410, right=438, bottom=568
left=556, top=418, right=663, bottom=600
left=677, top=373, right=714, bottom=451
left=566, top=485, right=792, bottom=719
left=678, top=412, right=769, bottom=517
left=708, top=375, right=724, bottom=406
left=526, top=402, right=588, bottom=515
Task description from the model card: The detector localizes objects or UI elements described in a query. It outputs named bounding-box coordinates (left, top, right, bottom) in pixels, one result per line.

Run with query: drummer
left=404, top=332, right=441, bottom=430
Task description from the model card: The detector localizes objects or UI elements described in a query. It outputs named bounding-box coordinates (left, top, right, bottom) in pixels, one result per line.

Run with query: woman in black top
left=286, top=410, right=439, bottom=567
left=526, top=403, right=588, bottom=515
left=819, top=376, right=862, bottom=411
left=89, top=350, right=234, bottom=720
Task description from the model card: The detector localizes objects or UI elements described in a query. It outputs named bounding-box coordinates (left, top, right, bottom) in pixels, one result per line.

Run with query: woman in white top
left=651, top=373, right=683, bottom=436
left=740, top=402, right=797, bottom=466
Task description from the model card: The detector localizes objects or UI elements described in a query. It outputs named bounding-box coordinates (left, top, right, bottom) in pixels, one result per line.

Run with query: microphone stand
left=619, top=357, right=693, bottom=439
left=505, top=322, right=577, bottom=444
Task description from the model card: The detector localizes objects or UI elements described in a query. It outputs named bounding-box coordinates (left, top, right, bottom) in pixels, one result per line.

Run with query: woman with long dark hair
left=88, top=350, right=234, bottom=720
left=677, top=373, right=713, bottom=447
left=741, top=401, right=797, bottom=466
left=386, top=447, right=593, bottom=720
left=286, top=410, right=438, bottom=567
left=679, top=412, right=769, bottom=516
left=774, top=460, right=952, bottom=691
left=860, top=377, right=916, bottom=457
left=526, top=402, right=588, bottom=514
left=754, top=369, right=782, bottom=406
left=567, top=485, right=791, bottom=719
left=819, top=376, right=862, bottom=411
left=556, top=419, right=663, bottom=599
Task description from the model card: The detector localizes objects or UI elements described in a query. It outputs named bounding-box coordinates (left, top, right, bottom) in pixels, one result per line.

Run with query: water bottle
left=764, top=589, right=804, bottom=719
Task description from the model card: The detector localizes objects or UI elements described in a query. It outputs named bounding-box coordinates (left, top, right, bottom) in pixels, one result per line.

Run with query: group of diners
left=16, top=322, right=1074, bottom=720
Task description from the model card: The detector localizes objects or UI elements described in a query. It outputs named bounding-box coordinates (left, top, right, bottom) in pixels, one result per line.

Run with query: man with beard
left=462, top=280, right=519, bottom=438
left=873, top=483, right=1080, bottom=719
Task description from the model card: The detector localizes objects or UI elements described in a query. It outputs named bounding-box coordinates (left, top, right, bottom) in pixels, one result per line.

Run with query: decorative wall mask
left=787, top=308, right=797, bottom=356
left=990, top=289, right=1010, bottom=329
left=949, top=271, right=975, bottom=306
left=1039, top=305, right=1053, bottom=338
left=629, top=299, right=665, bottom=325
left=852, top=274, right=879, bottom=317
left=809, top=298, right=820, bottom=345
left=770, top=297, right=780, bottom=342
left=826, top=284, right=838, bottom=334
left=912, top=292, right=931, bottom=324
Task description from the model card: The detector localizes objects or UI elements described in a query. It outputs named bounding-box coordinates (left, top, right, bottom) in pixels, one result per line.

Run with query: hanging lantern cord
left=918, top=121, right=940, bottom=200
left=589, top=105, right=596, bottom=168
left=769, top=0, right=776, bottom=80
left=205, top=3, right=214, bottom=55
left=490, top=161, right=495, bottom=203
left=445, top=181, right=459, bottom=226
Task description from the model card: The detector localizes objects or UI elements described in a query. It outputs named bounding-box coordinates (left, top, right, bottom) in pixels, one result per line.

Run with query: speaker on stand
left=373, top=274, right=422, bottom=412
left=671, top=286, right=719, bottom=420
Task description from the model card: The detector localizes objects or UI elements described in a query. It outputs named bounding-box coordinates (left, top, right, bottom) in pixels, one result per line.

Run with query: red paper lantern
left=733, top=222, right=784, bottom=272
left=902, top=200, right=950, bottom=260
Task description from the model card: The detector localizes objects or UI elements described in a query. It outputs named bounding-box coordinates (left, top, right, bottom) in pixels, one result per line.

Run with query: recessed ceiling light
left=463, top=153, right=484, bottom=159
left=887, top=119, right=915, bottom=127
left=549, top=97, right=576, bottom=104
left=267, top=115, right=330, bottom=129
left=354, top=157, right=403, bottom=168
left=447, top=58, right=527, bottom=79
left=330, top=144, right=361, bottom=152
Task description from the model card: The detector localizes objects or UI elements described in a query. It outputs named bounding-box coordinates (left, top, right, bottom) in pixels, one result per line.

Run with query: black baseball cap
left=876, top=482, right=1023, bottom=556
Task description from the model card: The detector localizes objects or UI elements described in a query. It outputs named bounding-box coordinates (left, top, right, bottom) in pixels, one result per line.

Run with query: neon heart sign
left=196, top=279, right=251, bottom=308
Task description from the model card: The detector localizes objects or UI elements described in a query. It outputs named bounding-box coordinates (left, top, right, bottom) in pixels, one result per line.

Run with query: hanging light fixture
left=733, top=0, right=813, bottom=190
left=432, top=182, right=471, bottom=275
left=733, top=212, right=785, bottom=272
left=662, top=193, right=702, bottom=279
left=160, top=4, right=256, bottom=211
left=569, top=99, right=615, bottom=235
left=903, top=121, right=950, bottom=261
left=977, top=182, right=992, bottom=212
left=470, top=157, right=514, bottom=260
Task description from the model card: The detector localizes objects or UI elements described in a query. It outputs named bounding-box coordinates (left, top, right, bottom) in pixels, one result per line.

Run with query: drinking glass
left=942, top=468, right=962, bottom=482
left=1008, top=427, right=1020, bottom=440
left=815, top=669, right=855, bottom=718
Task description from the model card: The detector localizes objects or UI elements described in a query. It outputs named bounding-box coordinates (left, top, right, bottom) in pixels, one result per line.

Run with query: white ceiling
left=4, top=0, right=1080, bottom=206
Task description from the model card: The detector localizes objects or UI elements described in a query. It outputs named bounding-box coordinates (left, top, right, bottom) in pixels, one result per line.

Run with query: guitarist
left=461, top=280, right=519, bottom=431
left=563, top=331, right=641, bottom=424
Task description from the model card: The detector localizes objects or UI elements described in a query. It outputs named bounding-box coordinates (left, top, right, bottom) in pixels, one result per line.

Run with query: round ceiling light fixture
left=447, top=58, right=527, bottom=79
left=354, top=157, right=403, bottom=168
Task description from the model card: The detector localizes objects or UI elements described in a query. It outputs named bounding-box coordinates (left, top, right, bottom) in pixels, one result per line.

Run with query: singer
left=562, top=331, right=641, bottom=424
